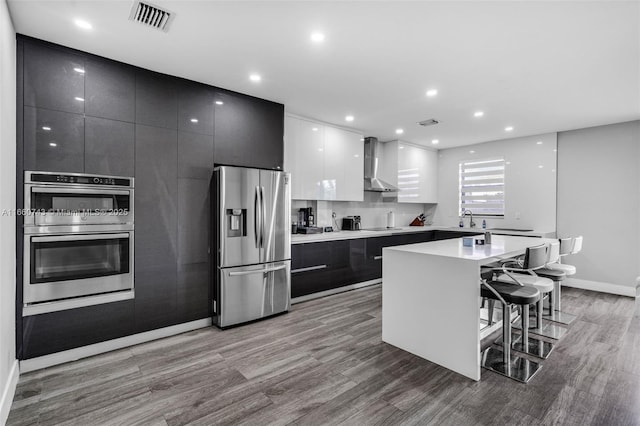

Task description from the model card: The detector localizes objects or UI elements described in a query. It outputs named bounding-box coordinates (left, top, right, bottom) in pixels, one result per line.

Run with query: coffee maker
left=297, top=207, right=322, bottom=234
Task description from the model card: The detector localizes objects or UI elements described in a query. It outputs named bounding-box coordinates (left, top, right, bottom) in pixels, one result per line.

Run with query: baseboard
left=20, top=318, right=212, bottom=373
left=563, top=278, right=637, bottom=298
left=1, top=360, right=19, bottom=425
left=291, top=279, right=382, bottom=304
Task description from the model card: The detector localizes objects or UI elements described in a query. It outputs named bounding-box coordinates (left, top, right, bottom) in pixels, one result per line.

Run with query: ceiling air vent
left=418, top=119, right=440, bottom=127
left=129, top=1, right=175, bottom=32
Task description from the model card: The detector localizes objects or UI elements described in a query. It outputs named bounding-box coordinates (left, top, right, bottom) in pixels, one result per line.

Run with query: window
left=459, top=158, right=505, bottom=217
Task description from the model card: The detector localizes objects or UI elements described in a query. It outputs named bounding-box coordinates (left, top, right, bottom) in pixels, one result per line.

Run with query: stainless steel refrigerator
left=212, top=166, right=291, bottom=327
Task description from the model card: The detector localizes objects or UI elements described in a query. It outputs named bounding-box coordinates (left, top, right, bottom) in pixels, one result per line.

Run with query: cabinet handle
left=291, top=264, right=327, bottom=274
left=374, top=255, right=383, bottom=260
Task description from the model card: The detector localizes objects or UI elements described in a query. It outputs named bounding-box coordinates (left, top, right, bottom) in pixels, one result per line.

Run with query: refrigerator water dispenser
left=226, top=209, right=246, bottom=237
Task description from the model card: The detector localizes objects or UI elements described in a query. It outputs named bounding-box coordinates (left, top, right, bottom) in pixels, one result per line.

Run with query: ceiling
left=7, top=0, right=640, bottom=149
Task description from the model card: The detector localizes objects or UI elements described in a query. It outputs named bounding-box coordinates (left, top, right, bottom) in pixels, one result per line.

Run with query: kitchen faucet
left=461, top=210, right=476, bottom=228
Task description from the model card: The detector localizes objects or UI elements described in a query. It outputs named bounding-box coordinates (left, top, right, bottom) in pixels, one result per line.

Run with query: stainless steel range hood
left=364, top=137, right=399, bottom=192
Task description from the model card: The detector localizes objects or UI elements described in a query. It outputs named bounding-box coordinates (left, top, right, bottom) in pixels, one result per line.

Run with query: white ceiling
left=7, top=0, right=640, bottom=148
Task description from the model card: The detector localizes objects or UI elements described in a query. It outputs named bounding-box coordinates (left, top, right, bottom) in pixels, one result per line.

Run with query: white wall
left=557, top=120, right=640, bottom=291
left=433, top=133, right=557, bottom=231
left=0, top=0, right=17, bottom=421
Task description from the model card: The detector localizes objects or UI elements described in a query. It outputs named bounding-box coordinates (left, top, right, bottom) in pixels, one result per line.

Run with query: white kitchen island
left=382, top=235, right=556, bottom=381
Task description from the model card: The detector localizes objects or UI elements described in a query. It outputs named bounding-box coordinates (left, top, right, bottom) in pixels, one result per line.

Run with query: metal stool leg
left=499, top=303, right=554, bottom=359
left=516, top=291, right=568, bottom=340
left=543, top=281, right=577, bottom=325
left=488, top=299, right=495, bottom=326
left=482, top=302, right=542, bottom=383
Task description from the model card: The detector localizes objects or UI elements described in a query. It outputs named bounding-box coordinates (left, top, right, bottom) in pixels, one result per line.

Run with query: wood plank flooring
left=8, top=285, right=640, bottom=425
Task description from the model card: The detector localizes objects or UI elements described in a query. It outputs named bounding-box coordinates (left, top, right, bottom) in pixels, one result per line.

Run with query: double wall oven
left=23, top=171, right=135, bottom=315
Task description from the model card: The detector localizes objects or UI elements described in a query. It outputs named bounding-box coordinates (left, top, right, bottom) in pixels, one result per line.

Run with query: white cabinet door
left=397, top=142, right=438, bottom=203
left=285, top=117, right=325, bottom=200
left=324, top=126, right=364, bottom=201
left=338, top=128, right=364, bottom=201
left=285, top=115, right=363, bottom=201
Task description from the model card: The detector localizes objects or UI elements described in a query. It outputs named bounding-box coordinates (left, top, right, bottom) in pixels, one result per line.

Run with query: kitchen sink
left=488, top=228, right=534, bottom=232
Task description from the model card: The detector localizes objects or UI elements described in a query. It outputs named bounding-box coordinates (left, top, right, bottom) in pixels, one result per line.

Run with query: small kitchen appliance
left=342, top=216, right=362, bottom=231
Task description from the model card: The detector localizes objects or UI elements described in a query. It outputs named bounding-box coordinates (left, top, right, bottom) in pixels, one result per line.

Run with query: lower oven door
left=24, top=232, right=134, bottom=311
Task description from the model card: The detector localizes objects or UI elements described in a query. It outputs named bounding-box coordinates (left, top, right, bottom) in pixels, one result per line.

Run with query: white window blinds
left=459, top=158, right=505, bottom=216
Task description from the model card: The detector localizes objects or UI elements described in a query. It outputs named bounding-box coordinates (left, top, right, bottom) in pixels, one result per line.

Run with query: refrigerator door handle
left=254, top=186, right=261, bottom=249
left=260, top=185, right=267, bottom=249
left=228, top=264, right=287, bottom=276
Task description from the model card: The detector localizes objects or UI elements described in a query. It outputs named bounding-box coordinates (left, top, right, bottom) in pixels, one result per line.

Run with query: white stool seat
left=497, top=273, right=554, bottom=293
left=545, top=263, right=576, bottom=275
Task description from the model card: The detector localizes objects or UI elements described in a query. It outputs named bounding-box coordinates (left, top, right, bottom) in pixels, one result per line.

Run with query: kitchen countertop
left=291, top=226, right=555, bottom=244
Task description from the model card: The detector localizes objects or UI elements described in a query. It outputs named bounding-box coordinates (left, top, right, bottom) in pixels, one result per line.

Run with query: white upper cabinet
left=284, top=115, right=363, bottom=201
left=381, top=141, right=438, bottom=203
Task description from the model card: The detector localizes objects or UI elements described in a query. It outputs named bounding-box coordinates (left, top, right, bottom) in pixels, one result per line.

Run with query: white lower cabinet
left=381, top=140, right=438, bottom=203
left=285, top=115, right=363, bottom=201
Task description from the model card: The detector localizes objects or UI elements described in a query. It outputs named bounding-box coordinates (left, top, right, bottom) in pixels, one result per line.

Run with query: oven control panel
left=27, top=172, right=132, bottom=187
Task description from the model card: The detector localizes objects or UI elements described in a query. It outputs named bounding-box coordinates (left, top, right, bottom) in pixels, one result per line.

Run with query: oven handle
left=30, top=233, right=131, bottom=243
left=30, top=187, right=131, bottom=196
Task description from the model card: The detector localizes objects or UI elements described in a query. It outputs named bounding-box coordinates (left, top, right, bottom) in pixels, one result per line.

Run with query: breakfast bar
left=381, top=235, right=556, bottom=381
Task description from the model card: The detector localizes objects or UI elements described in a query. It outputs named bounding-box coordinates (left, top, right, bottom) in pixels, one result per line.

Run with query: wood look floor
left=8, top=285, right=640, bottom=426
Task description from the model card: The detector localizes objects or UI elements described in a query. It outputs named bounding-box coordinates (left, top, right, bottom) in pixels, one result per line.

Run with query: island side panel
left=382, top=248, right=481, bottom=381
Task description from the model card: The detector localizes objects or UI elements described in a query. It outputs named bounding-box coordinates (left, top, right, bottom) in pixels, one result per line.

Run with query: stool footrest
left=513, top=318, right=568, bottom=340
left=543, top=309, right=577, bottom=325
left=495, top=332, right=554, bottom=359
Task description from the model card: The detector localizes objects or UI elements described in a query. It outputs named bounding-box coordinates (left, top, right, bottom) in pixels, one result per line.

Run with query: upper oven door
left=24, top=185, right=133, bottom=226
left=23, top=232, right=134, bottom=304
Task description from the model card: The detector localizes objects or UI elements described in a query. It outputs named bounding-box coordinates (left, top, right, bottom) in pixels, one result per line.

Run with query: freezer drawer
left=216, top=260, right=290, bottom=327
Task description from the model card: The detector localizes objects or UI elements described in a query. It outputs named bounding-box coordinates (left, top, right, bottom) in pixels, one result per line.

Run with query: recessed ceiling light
left=553, top=148, right=557, bottom=152
left=215, top=100, right=224, bottom=105
left=345, top=115, right=354, bottom=122
left=318, top=148, right=324, bottom=152
left=249, top=74, right=261, bottom=82
left=42, top=126, right=51, bottom=131
left=474, top=111, right=484, bottom=117
left=469, top=150, right=475, bottom=154
left=75, top=97, right=84, bottom=102
left=536, top=141, right=543, bottom=145
left=538, top=165, right=544, bottom=168
left=354, top=154, right=359, bottom=158
left=399, top=146, right=404, bottom=149
left=312, top=127, right=319, bottom=132
left=426, top=89, right=438, bottom=97
left=310, top=32, right=325, bottom=43
left=49, top=142, right=57, bottom=147
left=395, top=128, right=404, bottom=135
left=190, top=118, right=198, bottom=123
left=506, top=161, right=511, bottom=165
left=505, top=126, right=514, bottom=132
left=74, top=67, right=85, bottom=74
left=74, top=19, right=92, bottom=30
left=431, top=139, right=439, bottom=145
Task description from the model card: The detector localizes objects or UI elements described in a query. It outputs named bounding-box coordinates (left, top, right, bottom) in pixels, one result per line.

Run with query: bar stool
left=545, top=236, right=583, bottom=312
left=493, top=244, right=558, bottom=354
left=536, top=240, right=578, bottom=325
left=480, top=277, right=542, bottom=383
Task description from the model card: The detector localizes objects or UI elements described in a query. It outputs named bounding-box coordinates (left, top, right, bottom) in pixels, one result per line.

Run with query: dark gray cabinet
left=178, top=131, right=214, bottom=180
left=135, top=70, right=178, bottom=129
left=291, top=231, right=439, bottom=298
left=85, top=117, right=135, bottom=176
left=21, top=301, right=134, bottom=359
left=179, top=81, right=214, bottom=135
left=177, top=178, right=210, bottom=322
left=23, top=106, right=84, bottom=173
left=134, top=124, right=178, bottom=332
left=23, top=41, right=85, bottom=114
left=85, top=57, right=135, bottom=122
left=214, top=89, right=284, bottom=170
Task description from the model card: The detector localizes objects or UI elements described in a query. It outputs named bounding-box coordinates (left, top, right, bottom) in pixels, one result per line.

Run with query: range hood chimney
left=363, top=137, right=399, bottom=192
